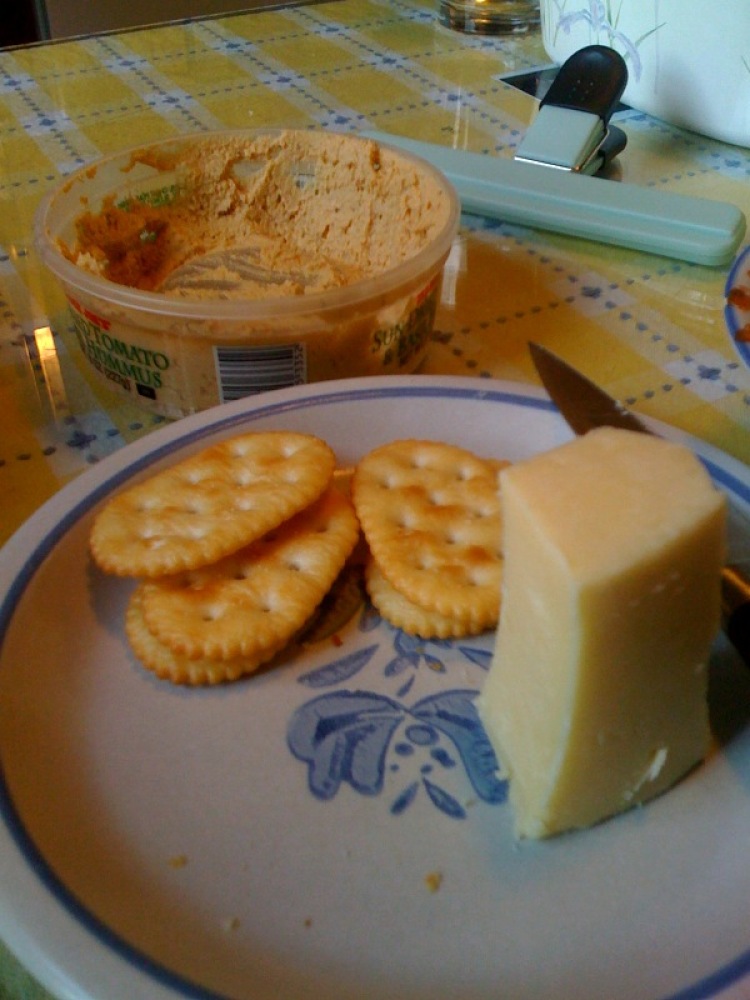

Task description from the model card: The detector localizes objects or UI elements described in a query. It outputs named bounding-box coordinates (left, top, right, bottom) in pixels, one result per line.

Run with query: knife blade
left=528, top=340, right=750, bottom=667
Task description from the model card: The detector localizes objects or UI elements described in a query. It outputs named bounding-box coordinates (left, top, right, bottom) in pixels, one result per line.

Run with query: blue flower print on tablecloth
left=549, top=0, right=666, bottom=82
left=287, top=607, right=507, bottom=820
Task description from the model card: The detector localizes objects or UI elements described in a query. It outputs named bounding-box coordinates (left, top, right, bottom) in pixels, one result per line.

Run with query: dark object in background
left=0, top=1, right=44, bottom=47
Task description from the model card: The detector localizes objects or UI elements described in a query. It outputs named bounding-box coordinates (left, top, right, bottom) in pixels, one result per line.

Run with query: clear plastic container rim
left=33, top=128, right=461, bottom=322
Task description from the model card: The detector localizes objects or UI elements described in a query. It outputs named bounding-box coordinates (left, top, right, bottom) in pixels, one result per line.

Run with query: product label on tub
left=69, top=297, right=173, bottom=402
left=371, top=274, right=439, bottom=370
left=67, top=295, right=311, bottom=418
left=66, top=269, right=440, bottom=417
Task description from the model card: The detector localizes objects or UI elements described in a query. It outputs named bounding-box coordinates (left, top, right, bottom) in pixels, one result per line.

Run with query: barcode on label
left=214, top=343, right=307, bottom=401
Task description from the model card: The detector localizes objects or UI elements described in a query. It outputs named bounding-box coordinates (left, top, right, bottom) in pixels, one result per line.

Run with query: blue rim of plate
left=725, top=243, right=750, bottom=368
left=1, top=378, right=750, bottom=1000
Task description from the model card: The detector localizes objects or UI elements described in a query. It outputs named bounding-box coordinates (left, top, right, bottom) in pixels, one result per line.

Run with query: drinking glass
left=438, top=0, right=540, bottom=34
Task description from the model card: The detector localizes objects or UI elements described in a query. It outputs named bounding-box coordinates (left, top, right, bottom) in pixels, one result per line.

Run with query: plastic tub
left=35, top=129, right=460, bottom=418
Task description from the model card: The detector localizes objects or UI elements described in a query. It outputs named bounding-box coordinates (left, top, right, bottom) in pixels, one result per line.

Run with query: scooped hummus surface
left=65, top=130, right=451, bottom=300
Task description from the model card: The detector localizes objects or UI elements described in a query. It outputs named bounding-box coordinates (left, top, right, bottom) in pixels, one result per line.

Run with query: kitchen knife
left=528, top=340, right=750, bottom=667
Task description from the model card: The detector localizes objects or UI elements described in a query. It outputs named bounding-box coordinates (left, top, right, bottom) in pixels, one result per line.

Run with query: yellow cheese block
left=479, top=427, right=726, bottom=839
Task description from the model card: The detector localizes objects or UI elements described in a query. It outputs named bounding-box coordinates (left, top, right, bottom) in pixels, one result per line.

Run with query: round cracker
left=139, top=486, right=360, bottom=661
left=365, top=556, right=489, bottom=639
left=90, top=431, right=336, bottom=578
left=352, top=439, right=503, bottom=632
left=126, top=585, right=286, bottom=685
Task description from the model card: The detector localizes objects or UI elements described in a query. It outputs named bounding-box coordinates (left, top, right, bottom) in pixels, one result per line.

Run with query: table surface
left=1, top=1, right=749, bottom=996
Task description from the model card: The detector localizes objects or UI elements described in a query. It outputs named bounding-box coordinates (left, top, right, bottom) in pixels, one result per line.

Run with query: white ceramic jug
left=539, top=0, right=750, bottom=147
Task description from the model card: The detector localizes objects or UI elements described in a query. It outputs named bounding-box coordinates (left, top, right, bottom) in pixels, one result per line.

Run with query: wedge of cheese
left=480, top=427, right=726, bottom=838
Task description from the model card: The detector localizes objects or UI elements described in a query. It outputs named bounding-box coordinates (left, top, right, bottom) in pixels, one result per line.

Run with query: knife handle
left=721, top=565, right=750, bottom=667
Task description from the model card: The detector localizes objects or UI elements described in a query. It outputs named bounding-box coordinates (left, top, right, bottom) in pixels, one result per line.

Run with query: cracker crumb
left=425, top=870, right=443, bottom=893
left=223, top=917, right=241, bottom=932
left=304, top=917, right=313, bottom=928
left=168, top=854, right=188, bottom=869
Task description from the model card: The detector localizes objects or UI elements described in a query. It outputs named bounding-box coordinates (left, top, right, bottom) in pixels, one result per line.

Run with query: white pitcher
left=539, top=0, right=750, bottom=147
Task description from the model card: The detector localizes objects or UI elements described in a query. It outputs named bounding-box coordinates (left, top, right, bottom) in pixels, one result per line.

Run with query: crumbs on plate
left=424, top=870, right=443, bottom=893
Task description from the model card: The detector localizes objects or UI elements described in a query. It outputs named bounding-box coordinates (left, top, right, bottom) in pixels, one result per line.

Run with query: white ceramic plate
left=2, top=376, right=750, bottom=1000
left=725, top=244, right=750, bottom=368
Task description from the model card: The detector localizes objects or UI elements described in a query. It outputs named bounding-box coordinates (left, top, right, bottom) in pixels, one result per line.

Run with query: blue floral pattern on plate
left=287, top=605, right=507, bottom=820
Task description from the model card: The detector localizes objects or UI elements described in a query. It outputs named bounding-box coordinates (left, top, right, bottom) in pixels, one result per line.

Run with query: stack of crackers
left=90, top=431, right=506, bottom=685
left=90, top=431, right=359, bottom=685
left=352, top=439, right=505, bottom=640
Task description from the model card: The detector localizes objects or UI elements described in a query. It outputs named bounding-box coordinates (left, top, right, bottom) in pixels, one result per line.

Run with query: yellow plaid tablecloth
left=1, top=1, right=750, bottom=994
left=1, top=0, right=748, bottom=551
